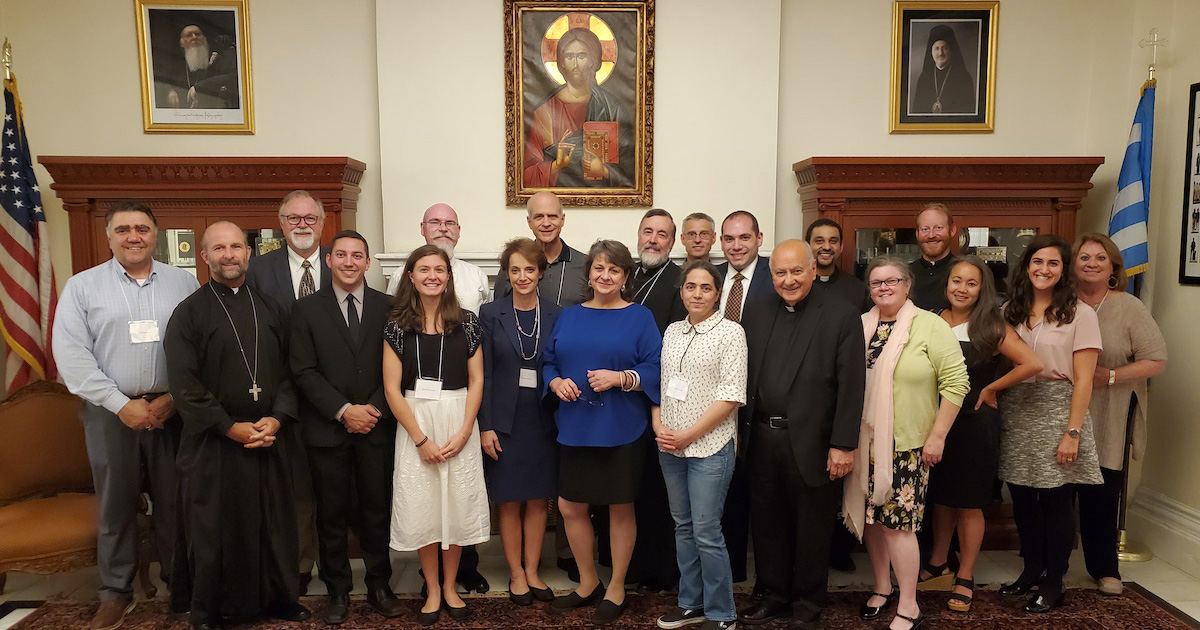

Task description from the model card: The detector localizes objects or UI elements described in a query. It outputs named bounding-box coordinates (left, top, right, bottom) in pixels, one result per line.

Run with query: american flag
left=0, top=75, right=56, bottom=395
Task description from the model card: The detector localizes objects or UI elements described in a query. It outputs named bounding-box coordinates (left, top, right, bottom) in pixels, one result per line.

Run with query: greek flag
left=1108, top=81, right=1155, bottom=279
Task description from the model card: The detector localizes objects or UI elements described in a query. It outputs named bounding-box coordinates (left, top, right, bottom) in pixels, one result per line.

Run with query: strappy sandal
left=893, top=610, right=926, bottom=630
left=947, top=576, right=974, bottom=612
left=917, top=561, right=954, bottom=591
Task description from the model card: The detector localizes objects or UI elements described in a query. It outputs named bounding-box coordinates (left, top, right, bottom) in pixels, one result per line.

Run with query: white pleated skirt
left=389, top=388, right=491, bottom=551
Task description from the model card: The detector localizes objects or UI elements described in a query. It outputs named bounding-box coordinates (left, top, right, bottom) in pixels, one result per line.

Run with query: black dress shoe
left=591, top=598, right=628, bottom=624
left=738, top=602, right=790, bottom=625
left=529, top=585, right=556, bottom=602
left=551, top=582, right=605, bottom=610
left=458, top=569, right=490, bottom=594
left=892, top=610, right=926, bottom=630
left=417, top=607, right=440, bottom=626
left=859, top=590, right=898, bottom=620
left=446, top=602, right=471, bottom=621
left=367, top=588, right=405, bottom=618
left=323, top=593, right=350, bottom=625
left=557, top=557, right=581, bottom=583
left=1000, top=571, right=1046, bottom=597
left=265, top=601, right=311, bottom=622
left=298, top=571, right=313, bottom=597
left=1023, top=590, right=1064, bottom=613
left=509, top=580, right=534, bottom=606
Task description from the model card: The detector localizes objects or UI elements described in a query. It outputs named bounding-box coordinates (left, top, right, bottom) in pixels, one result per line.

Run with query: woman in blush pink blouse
left=651, top=261, right=747, bottom=630
left=998, top=234, right=1103, bottom=614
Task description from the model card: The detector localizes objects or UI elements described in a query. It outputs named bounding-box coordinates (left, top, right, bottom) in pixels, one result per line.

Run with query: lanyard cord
left=633, top=263, right=668, bottom=305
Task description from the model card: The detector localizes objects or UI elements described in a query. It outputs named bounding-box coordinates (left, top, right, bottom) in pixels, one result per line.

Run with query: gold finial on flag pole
left=1139, top=28, right=1167, bottom=83
left=2, top=39, right=12, bottom=81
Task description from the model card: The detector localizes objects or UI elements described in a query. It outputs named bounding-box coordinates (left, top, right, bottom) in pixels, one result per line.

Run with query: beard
left=289, top=231, right=315, bottom=252
left=209, top=259, right=247, bottom=281
left=183, top=42, right=211, bottom=72
left=433, top=241, right=456, bottom=258
left=639, top=245, right=669, bottom=269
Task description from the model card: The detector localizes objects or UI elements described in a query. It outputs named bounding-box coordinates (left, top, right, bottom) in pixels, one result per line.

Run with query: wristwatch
left=1108, top=369, right=1116, bottom=386
left=1067, top=428, right=1081, bottom=439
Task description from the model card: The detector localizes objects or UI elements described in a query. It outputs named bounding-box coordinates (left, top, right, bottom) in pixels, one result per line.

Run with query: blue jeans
left=659, top=440, right=736, bottom=622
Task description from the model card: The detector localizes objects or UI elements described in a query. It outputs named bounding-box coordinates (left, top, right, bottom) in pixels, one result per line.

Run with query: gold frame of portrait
left=889, top=0, right=998, bottom=134
left=134, top=0, right=255, bottom=134
left=504, top=0, right=655, bottom=207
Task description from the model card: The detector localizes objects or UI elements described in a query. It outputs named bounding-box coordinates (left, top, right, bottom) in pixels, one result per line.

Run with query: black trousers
left=630, top=432, right=680, bottom=588
left=308, top=438, right=395, bottom=595
left=722, top=456, right=751, bottom=583
left=1009, top=483, right=1075, bottom=594
left=1076, top=466, right=1122, bottom=580
left=748, top=423, right=841, bottom=622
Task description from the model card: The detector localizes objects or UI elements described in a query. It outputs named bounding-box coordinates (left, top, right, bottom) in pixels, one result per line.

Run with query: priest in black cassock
left=165, top=221, right=310, bottom=630
left=627, top=209, right=685, bottom=592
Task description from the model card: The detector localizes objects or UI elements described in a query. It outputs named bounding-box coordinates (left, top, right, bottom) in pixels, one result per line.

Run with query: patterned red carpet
left=9, top=587, right=1196, bottom=629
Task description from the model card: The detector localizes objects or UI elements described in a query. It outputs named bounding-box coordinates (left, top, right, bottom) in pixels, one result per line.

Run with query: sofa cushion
left=0, top=493, right=97, bottom=564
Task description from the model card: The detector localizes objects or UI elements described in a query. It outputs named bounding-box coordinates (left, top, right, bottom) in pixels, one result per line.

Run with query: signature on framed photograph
left=890, top=1, right=997, bottom=133
left=135, top=0, right=254, bottom=133
left=505, top=0, right=654, bottom=207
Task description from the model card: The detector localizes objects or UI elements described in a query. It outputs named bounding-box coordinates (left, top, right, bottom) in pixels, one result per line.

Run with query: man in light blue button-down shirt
left=52, top=200, right=198, bottom=630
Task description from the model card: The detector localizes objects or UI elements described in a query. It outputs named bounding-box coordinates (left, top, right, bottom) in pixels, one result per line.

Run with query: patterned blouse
left=866, top=320, right=896, bottom=369
left=659, top=311, right=748, bottom=458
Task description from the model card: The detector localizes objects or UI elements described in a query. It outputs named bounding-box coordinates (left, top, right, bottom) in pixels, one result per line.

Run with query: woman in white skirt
left=383, top=244, right=489, bottom=626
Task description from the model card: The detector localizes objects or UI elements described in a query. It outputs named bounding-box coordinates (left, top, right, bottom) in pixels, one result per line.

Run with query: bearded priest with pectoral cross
left=165, top=221, right=309, bottom=630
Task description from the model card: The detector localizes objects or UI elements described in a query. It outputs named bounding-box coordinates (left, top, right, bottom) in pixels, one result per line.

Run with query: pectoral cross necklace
left=210, top=283, right=262, bottom=401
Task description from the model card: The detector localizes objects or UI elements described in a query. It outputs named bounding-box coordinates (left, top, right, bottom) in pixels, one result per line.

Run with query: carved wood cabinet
left=39, top=156, right=365, bottom=282
left=793, top=157, right=1105, bottom=278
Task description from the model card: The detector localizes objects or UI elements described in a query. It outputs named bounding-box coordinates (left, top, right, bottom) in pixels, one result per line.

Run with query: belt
left=130, top=392, right=167, bottom=402
left=755, top=415, right=789, bottom=429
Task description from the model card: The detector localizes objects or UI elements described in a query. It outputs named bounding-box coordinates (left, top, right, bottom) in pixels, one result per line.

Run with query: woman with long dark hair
left=921, top=256, right=1042, bottom=612
left=383, top=244, right=489, bottom=625
left=911, top=24, right=976, bottom=114
left=998, top=235, right=1103, bottom=613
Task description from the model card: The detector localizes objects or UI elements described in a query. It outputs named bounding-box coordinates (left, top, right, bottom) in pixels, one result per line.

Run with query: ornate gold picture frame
left=890, top=1, right=998, bottom=133
left=135, top=0, right=254, bottom=134
left=504, top=0, right=654, bottom=207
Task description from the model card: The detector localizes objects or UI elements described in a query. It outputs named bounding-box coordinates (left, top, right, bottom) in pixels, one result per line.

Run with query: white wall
left=375, top=0, right=782, bottom=257
left=2, top=0, right=385, bottom=287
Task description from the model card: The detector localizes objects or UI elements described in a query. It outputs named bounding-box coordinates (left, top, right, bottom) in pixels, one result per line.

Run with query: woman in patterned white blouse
left=651, top=260, right=748, bottom=630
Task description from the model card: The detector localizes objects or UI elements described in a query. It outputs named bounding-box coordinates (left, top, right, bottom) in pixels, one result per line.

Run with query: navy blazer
left=290, top=286, right=395, bottom=448
left=717, top=255, right=773, bottom=321
left=246, top=245, right=332, bottom=310
left=478, top=296, right=562, bottom=435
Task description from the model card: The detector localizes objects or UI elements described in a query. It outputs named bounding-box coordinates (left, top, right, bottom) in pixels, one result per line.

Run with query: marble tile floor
left=3, top=541, right=1198, bottom=629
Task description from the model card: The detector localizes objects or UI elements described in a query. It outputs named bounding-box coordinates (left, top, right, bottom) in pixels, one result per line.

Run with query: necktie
left=299, top=260, right=316, bottom=298
left=346, top=294, right=360, bottom=345
left=724, top=272, right=745, bottom=323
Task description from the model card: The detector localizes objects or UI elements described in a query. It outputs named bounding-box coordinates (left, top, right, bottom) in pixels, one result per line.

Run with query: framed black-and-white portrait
left=135, top=0, right=254, bottom=133
left=890, top=1, right=997, bottom=133
left=1180, top=82, right=1200, bottom=284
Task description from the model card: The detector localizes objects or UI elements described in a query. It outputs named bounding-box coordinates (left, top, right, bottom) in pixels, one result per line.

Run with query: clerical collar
left=917, top=254, right=955, bottom=270
left=817, top=267, right=840, bottom=283
left=209, top=279, right=244, bottom=295
left=781, top=292, right=812, bottom=314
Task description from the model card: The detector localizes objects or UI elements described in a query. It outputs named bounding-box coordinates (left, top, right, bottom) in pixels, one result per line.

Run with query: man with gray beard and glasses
left=159, top=21, right=238, bottom=109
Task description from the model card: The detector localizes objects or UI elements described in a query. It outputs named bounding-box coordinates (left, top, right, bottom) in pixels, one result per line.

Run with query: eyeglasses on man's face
left=424, top=219, right=460, bottom=229
left=869, top=277, right=904, bottom=289
left=683, top=231, right=714, bottom=240
left=283, top=214, right=320, bottom=226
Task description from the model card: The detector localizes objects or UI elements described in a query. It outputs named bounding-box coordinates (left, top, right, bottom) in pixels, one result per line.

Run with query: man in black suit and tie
left=715, top=210, right=773, bottom=584
left=290, top=230, right=402, bottom=625
left=737, top=240, right=865, bottom=630
left=245, top=189, right=331, bottom=592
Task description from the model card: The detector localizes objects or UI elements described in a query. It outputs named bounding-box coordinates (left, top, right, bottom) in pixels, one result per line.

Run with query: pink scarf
left=843, top=299, right=919, bottom=540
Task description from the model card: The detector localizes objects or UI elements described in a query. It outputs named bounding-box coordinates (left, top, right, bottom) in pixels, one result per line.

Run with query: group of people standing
left=52, top=191, right=1166, bottom=630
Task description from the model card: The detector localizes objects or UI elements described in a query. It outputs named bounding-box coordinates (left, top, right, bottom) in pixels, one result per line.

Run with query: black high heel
left=859, top=590, right=898, bottom=620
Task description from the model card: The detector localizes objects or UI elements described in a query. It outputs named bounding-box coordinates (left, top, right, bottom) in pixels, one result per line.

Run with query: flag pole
left=2, top=39, right=11, bottom=81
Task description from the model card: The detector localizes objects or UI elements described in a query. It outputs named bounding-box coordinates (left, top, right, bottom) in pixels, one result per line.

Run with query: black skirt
left=558, top=439, right=645, bottom=505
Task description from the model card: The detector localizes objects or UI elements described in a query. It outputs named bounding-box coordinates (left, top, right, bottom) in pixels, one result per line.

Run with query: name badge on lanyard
left=129, top=320, right=160, bottom=344
left=414, top=378, right=443, bottom=400
left=519, top=368, right=538, bottom=389
left=665, top=375, right=689, bottom=401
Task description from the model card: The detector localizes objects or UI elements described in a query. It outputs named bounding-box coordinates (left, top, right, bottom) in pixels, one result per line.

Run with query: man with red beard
left=161, top=21, right=238, bottom=109
left=908, top=203, right=959, bottom=311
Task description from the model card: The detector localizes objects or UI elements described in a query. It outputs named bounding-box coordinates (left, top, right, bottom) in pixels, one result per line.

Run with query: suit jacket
left=477, top=297, right=562, bottom=435
left=717, top=255, right=773, bottom=321
left=290, top=285, right=395, bottom=448
left=741, top=288, right=866, bottom=487
left=246, top=246, right=332, bottom=310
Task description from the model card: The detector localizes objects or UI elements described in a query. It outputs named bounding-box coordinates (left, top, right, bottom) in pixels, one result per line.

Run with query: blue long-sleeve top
left=543, top=303, right=662, bottom=447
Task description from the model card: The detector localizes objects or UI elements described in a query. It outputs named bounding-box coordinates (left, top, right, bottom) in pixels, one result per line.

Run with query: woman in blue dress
left=543, top=239, right=662, bottom=624
left=478, top=238, right=563, bottom=606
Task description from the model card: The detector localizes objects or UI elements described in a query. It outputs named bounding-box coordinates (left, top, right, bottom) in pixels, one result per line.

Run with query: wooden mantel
left=793, top=156, right=1105, bottom=271
left=39, top=156, right=365, bottom=277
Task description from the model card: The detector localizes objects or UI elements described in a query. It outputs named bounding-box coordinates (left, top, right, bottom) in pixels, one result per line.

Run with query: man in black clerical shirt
left=908, top=203, right=958, bottom=311
left=738, top=240, right=865, bottom=630
left=807, top=218, right=870, bottom=313
left=165, top=221, right=309, bottom=630
left=631, top=208, right=685, bottom=333
left=290, top=231, right=402, bottom=625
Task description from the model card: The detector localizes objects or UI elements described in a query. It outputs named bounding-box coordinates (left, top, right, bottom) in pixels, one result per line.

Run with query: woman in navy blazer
left=479, top=238, right=563, bottom=606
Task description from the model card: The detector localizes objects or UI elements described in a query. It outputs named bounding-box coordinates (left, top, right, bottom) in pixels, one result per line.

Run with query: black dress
left=927, top=323, right=1002, bottom=509
left=483, top=308, right=559, bottom=502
